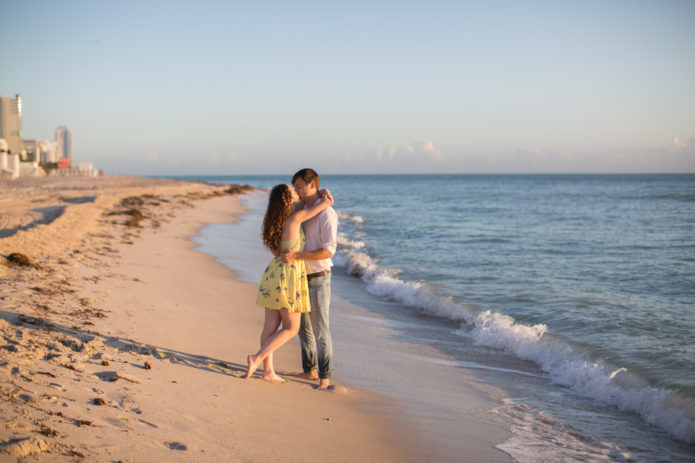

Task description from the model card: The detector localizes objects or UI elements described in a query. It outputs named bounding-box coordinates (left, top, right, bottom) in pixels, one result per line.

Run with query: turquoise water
left=175, top=174, right=695, bottom=461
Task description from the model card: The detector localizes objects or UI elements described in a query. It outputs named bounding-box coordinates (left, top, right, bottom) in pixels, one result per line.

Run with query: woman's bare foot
left=243, top=355, right=259, bottom=379
left=262, top=372, right=287, bottom=383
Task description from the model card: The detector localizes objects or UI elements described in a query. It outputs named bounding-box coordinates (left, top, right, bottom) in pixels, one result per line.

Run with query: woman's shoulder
left=281, top=233, right=302, bottom=244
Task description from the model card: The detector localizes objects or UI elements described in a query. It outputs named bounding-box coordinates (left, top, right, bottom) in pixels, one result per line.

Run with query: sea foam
left=335, top=212, right=695, bottom=444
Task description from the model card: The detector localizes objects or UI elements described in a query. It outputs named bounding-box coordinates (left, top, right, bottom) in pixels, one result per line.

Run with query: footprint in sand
left=17, top=392, right=35, bottom=403
left=328, top=385, right=349, bottom=395
left=95, top=371, right=119, bottom=382
left=165, top=441, right=188, bottom=451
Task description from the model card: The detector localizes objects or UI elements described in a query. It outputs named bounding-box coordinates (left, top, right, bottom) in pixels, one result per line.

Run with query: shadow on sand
left=0, top=309, right=316, bottom=386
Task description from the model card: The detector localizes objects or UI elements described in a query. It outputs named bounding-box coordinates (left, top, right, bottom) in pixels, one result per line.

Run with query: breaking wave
left=335, top=212, right=695, bottom=444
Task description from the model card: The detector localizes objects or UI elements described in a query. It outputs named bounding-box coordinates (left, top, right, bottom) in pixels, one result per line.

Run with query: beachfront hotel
left=0, top=94, right=22, bottom=156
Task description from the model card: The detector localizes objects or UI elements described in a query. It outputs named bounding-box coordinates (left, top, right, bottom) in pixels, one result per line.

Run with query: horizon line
left=141, top=172, right=695, bottom=177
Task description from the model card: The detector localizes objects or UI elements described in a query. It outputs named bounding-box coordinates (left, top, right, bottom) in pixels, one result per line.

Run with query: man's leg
left=309, top=274, right=333, bottom=389
left=298, top=311, right=318, bottom=379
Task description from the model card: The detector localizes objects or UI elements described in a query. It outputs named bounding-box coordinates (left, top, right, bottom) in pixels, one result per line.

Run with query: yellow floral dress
left=256, top=230, right=310, bottom=313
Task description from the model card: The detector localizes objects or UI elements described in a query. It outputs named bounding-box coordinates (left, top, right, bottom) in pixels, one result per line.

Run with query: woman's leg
left=259, top=310, right=284, bottom=382
left=244, top=310, right=302, bottom=379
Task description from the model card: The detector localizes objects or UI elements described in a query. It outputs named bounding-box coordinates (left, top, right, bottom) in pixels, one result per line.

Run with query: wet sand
left=195, top=190, right=515, bottom=463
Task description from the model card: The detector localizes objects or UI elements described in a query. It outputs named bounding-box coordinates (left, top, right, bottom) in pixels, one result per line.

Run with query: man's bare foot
left=262, top=372, right=287, bottom=383
left=317, top=379, right=331, bottom=391
left=243, top=355, right=259, bottom=379
left=295, top=370, right=319, bottom=380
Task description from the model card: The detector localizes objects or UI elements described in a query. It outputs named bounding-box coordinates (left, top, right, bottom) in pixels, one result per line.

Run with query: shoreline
left=0, top=176, right=432, bottom=461
left=193, top=189, right=515, bottom=462
left=203, top=176, right=695, bottom=463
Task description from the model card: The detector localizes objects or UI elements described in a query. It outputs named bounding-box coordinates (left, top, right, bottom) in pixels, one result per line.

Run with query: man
left=281, top=168, right=338, bottom=390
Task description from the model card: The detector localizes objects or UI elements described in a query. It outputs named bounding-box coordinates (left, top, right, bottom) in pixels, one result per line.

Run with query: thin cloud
left=508, top=137, right=695, bottom=173
left=422, top=141, right=443, bottom=161
left=371, top=141, right=443, bottom=163
left=517, top=146, right=573, bottom=161
left=671, top=136, right=695, bottom=152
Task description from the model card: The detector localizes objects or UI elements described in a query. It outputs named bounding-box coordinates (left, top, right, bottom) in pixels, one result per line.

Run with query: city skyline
left=0, top=92, right=72, bottom=165
left=1, top=1, right=694, bottom=175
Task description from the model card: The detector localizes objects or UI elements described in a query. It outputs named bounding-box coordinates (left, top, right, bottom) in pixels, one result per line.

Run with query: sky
left=1, top=0, right=694, bottom=175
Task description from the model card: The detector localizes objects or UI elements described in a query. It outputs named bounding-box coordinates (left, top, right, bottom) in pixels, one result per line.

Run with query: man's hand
left=281, top=250, right=298, bottom=264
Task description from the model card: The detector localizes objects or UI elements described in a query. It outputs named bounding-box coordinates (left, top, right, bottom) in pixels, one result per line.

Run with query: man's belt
left=307, top=270, right=330, bottom=280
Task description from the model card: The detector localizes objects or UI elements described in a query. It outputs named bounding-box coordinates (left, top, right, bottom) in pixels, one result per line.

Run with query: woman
left=244, top=184, right=333, bottom=382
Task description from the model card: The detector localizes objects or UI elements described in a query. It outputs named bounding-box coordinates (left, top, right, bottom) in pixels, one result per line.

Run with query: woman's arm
left=292, top=199, right=305, bottom=212
left=290, top=190, right=333, bottom=224
left=319, top=188, right=333, bottom=205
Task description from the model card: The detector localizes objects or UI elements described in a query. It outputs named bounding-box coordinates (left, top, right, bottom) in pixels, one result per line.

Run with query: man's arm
left=281, top=207, right=338, bottom=264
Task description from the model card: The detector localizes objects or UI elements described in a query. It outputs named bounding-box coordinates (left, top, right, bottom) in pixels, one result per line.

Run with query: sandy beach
left=0, top=176, right=437, bottom=462
left=0, top=175, right=517, bottom=462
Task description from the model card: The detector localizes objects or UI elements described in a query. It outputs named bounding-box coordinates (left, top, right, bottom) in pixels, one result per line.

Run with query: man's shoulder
left=319, top=206, right=338, bottom=221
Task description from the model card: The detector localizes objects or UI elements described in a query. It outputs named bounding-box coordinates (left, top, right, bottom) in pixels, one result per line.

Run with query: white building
left=1, top=139, right=20, bottom=179
left=76, top=162, right=97, bottom=176
left=19, top=139, right=45, bottom=177
left=40, top=139, right=59, bottom=163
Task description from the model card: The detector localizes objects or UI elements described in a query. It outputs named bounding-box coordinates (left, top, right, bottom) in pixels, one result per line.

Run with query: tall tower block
left=55, top=126, right=72, bottom=161
left=0, top=94, right=23, bottom=155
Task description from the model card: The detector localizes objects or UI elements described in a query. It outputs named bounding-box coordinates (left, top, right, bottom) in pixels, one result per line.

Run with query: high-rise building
left=0, top=94, right=22, bottom=155
left=55, top=126, right=72, bottom=161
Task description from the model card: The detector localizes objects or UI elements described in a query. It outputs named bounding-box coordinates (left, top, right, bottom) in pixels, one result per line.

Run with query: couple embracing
left=244, top=168, right=338, bottom=390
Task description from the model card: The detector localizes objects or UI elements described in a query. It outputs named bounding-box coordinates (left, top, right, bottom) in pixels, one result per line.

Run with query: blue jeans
left=299, top=273, right=333, bottom=380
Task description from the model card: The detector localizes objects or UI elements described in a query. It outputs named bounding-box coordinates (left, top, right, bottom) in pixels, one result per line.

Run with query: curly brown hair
left=262, top=184, right=294, bottom=251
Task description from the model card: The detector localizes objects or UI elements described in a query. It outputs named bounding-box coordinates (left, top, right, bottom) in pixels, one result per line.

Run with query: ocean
left=174, top=174, right=694, bottom=462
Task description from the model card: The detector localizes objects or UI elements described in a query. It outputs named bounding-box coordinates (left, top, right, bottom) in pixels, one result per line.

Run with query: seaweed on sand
left=5, top=253, right=40, bottom=269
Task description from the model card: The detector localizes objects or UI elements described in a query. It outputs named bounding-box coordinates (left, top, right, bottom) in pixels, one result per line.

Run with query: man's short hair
left=292, top=168, right=320, bottom=190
